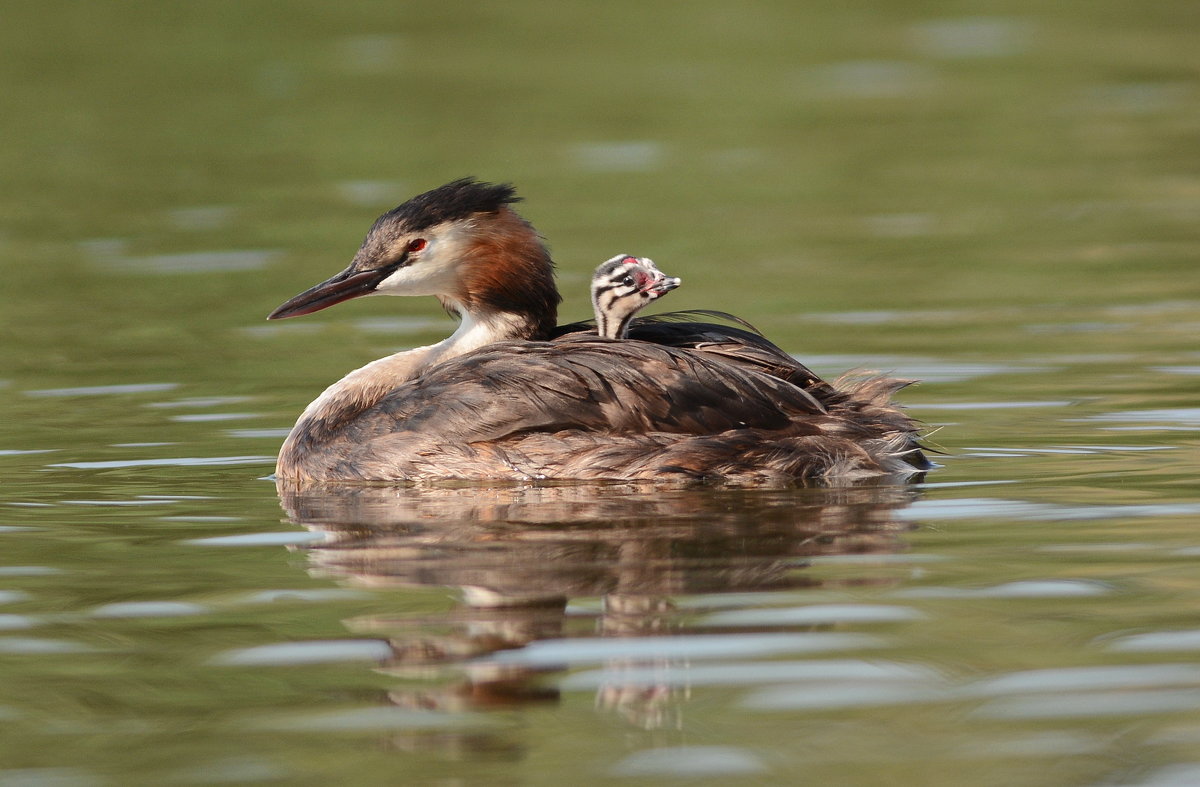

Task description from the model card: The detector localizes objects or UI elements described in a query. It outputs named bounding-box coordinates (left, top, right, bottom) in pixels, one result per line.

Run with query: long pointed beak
left=267, top=266, right=388, bottom=320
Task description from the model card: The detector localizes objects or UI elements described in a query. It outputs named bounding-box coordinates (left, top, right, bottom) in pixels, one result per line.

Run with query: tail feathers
left=824, top=373, right=930, bottom=472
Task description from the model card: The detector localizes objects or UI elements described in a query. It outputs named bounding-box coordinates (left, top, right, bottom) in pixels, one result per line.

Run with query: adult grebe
left=589, top=255, right=681, bottom=339
left=268, top=178, right=929, bottom=484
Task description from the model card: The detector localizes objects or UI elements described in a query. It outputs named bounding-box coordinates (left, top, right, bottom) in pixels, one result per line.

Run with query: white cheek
left=374, top=262, right=456, bottom=296
left=372, top=223, right=473, bottom=297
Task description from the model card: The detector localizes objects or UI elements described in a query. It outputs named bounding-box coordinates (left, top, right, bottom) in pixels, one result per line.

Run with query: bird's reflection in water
left=277, top=480, right=920, bottom=732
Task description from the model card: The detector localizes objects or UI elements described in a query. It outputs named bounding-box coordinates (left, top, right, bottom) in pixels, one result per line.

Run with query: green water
left=2, top=2, right=1199, bottom=784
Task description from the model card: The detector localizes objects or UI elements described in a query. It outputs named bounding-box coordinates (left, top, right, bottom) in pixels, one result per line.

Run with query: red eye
left=407, top=238, right=427, bottom=253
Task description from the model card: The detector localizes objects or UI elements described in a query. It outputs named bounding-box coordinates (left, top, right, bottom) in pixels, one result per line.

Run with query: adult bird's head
left=268, top=178, right=561, bottom=339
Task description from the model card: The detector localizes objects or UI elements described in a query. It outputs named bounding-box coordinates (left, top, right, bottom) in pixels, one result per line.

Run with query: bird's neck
left=594, top=307, right=633, bottom=340
left=455, top=207, right=561, bottom=340
left=432, top=302, right=540, bottom=360
left=592, top=287, right=635, bottom=340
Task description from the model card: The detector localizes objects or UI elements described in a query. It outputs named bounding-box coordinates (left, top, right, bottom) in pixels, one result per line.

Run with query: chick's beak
left=647, top=276, right=681, bottom=299
left=267, top=266, right=388, bottom=320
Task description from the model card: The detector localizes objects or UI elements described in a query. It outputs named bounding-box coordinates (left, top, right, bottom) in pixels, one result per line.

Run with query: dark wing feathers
left=335, top=340, right=823, bottom=452
left=553, top=316, right=827, bottom=390
left=298, top=319, right=926, bottom=483
left=628, top=309, right=765, bottom=334
left=552, top=310, right=764, bottom=337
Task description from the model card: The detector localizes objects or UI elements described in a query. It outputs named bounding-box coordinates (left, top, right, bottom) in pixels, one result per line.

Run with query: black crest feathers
left=375, top=178, right=521, bottom=234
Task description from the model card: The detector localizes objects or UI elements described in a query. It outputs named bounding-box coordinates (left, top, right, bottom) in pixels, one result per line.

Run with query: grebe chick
left=267, top=178, right=930, bottom=484
left=591, top=254, right=681, bottom=339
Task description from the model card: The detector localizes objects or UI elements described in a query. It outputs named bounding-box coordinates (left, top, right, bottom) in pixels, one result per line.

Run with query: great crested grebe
left=268, top=178, right=929, bottom=484
left=590, top=255, right=681, bottom=339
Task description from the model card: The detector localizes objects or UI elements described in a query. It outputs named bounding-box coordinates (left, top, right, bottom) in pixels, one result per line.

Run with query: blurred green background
left=3, top=1, right=1197, bottom=395
left=2, top=3, right=1200, bottom=784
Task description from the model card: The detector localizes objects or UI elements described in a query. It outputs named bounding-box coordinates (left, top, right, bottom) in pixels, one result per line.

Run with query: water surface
left=2, top=1, right=1199, bottom=784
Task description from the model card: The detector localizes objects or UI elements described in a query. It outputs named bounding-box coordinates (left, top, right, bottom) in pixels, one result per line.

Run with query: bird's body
left=269, top=179, right=929, bottom=485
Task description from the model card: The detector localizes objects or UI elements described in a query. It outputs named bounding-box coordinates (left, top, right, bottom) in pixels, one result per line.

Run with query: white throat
left=425, top=300, right=527, bottom=366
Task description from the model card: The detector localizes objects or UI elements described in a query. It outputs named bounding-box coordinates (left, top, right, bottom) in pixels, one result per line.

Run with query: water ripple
left=801, top=356, right=1050, bottom=383
left=484, top=633, right=880, bottom=666
left=226, top=428, right=291, bottom=439
left=975, top=689, right=1200, bottom=719
left=1112, top=764, right=1200, bottom=787
left=165, top=205, right=237, bottom=231
left=901, top=497, right=1200, bottom=522
left=0, top=615, right=40, bottom=630
left=50, top=456, right=274, bottom=469
left=168, top=413, right=260, bottom=423
left=562, top=658, right=924, bottom=690
left=910, top=17, right=1031, bottom=59
left=353, top=317, right=448, bottom=335
left=0, top=567, right=61, bottom=577
left=186, top=531, right=326, bottom=547
left=0, top=638, right=95, bottom=654
left=0, top=767, right=103, bottom=787
left=1080, top=408, right=1200, bottom=426
left=961, top=445, right=1171, bottom=457
left=101, top=250, right=280, bottom=274
left=332, top=34, right=406, bottom=75
left=62, top=499, right=169, bottom=506
left=952, top=731, right=1105, bottom=759
left=895, top=580, right=1110, bottom=599
left=25, top=383, right=179, bottom=398
left=252, top=706, right=484, bottom=732
left=236, top=589, right=371, bottom=605
left=212, top=639, right=393, bottom=666
left=1108, top=630, right=1200, bottom=653
left=610, top=746, right=766, bottom=777
left=800, top=60, right=936, bottom=99
left=570, top=141, right=664, bottom=172
left=145, top=396, right=256, bottom=409
left=336, top=179, right=406, bottom=206
left=702, top=604, right=924, bottom=627
left=966, top=665, right=1200, bottom=695
left=743, top=680, right=946, bottom=710
left=915, top=400, right=1073, bottom=411
left=91, top=601, right=209, bottom=619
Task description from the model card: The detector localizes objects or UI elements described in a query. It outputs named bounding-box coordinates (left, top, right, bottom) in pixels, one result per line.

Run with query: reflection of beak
left=267, top=265, right=391, bottom=319
left=646, top=276, right=681, bottom=299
